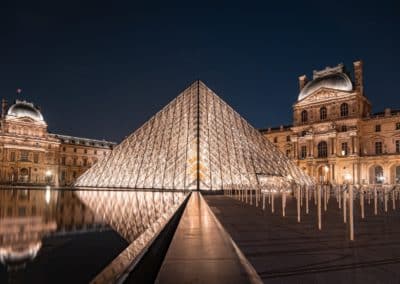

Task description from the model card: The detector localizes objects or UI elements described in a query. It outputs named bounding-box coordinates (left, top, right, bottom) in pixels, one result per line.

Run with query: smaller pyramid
left=75, top=81, right=313, bottom=190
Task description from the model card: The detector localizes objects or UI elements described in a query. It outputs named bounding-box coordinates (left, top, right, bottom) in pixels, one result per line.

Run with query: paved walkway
left=204, top=194, right=400, bottom=284
left=156, top=192, right=261, bottom=284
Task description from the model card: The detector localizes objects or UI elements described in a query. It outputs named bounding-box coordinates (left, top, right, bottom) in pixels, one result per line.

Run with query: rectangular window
left=83, top=158, right=87, bottom=167
left=396, top=122, right=400, bottom=130
left=73, top=171, right=77, bottom=179
left=286, top=136, right=291, bottom=142
left=286, top=149, right=290, bottom=157
left=375, top=141, right=382, bottom=155
left=20, top=151, right=29, bottom=161
left=375, top=125, right=381, bottom=132
left=300, top=146, right=307, bottom=159
left=396, top=140, right=400, bottom=153
left=73, top=158, right=77, bottom=166
left=10, top=151, right=15, bottom=162
left=341, top=142, right=348, bottom=156
left=61, top=170, right=66, bottom=181
left=33, top=153, right=39, bottom=163
left=61, top=157, right=66, bottom=165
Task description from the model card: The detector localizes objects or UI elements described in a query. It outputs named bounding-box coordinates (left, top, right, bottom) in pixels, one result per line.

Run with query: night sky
left=2, top=1, right=399, bottom=142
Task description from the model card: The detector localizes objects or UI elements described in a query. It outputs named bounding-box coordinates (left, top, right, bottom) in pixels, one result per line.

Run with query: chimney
left=353, top=60, right=363, bottom=95
left=1, top=98, right=7, bottom=118
left=298, top=75, right=308, bottom=91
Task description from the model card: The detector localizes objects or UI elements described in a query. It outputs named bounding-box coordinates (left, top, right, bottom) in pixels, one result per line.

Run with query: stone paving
left=204, top=194, right=400, bottom=284
left=156, top=192, right=262, bottom=284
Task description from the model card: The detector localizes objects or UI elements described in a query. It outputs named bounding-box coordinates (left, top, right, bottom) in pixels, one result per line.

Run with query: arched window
left=320, top=107, right=327, bottom=120
left=340, top=103, right=349, bottom=117
left=374, top=166, right=384, bottom=184
left=301, top=110, right=308, bottom=123
left=318, top=141, right=328, bottom=158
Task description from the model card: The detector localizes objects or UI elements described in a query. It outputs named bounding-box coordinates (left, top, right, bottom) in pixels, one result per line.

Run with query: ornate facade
left=0, top=99, right=116, bottom=186
left=262, top=61, right=400, bottom=185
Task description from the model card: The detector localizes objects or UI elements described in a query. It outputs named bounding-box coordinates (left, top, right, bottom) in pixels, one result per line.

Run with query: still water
left=0, top=188, right=188, bottom=284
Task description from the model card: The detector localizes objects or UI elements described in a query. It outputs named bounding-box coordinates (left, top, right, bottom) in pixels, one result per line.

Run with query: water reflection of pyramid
left=75, top=81, right=312, bottom=190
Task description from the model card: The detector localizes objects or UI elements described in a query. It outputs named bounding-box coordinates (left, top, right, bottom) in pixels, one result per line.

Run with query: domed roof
left=7, top=100, right=44, bottom=122
left=298, top=72, right=353, bottom=101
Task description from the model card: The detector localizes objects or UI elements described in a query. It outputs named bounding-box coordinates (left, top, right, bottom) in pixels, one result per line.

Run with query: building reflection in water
left=0, top=188, right=104, bottom=272
left=0, top=188, right=189, bottom=283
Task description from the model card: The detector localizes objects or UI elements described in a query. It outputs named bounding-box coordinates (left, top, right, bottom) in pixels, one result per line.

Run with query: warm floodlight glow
left=45, top=170, right=52, bottom=177
left=75, top=81, right=313, bottom=190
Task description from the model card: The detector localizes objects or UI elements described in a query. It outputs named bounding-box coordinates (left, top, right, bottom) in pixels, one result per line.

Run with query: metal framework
left=75, top=81, right=313, bottom=190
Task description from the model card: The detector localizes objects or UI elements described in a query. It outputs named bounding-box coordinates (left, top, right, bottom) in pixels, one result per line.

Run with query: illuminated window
left=301, top=110, right=308, bottom=123
left=374, top=166, right=384, bottom=184
left=318, top=141, right=328, bottom=158
left=341, top=142, right=348, bottom=156
left=375, top=141, right=382, bottom=155
left=340, top=103, right=349, bottom=117
left=320, top=107, right=327, bottom=120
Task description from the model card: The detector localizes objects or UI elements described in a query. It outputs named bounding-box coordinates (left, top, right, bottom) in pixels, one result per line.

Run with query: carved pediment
left=296, top=88, right=354, bottom=106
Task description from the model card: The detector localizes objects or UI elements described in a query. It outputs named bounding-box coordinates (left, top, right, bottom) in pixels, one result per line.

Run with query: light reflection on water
left=0, top=188, right=188, bottom=283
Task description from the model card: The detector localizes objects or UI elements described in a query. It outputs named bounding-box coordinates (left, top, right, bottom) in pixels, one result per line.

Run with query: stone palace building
left=0, top=99, right=115, bottom=186
left=262, top=61, right=400, bottom=185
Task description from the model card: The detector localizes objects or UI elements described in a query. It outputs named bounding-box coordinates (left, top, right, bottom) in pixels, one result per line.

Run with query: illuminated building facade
left=262, top=61, right=400, bottom=185
left=0, top=99, right=115, bottom=186
left=76, top=81, right=313, bottom=190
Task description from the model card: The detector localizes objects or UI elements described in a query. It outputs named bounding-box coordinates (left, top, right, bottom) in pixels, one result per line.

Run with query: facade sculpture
left=262, top=61, right=400, bottom=185
left=0, top=99, right=115, bottom=186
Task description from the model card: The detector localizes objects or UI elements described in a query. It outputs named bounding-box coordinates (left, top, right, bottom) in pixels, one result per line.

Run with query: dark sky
left=2, top=1, right=399, bottom=142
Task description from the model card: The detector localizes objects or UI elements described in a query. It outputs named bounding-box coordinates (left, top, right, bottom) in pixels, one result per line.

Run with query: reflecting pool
left=0, top=188, right=188, bottom=284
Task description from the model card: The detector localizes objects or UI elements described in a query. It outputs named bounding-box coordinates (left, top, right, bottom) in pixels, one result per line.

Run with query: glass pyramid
left=75, top=81, right=313, bottom=190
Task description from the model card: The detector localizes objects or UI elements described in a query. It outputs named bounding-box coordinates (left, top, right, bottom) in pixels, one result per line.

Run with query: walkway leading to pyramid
left=75, top=80, right=312, bottom=190
left=155, top=192, right=262, bottom=284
